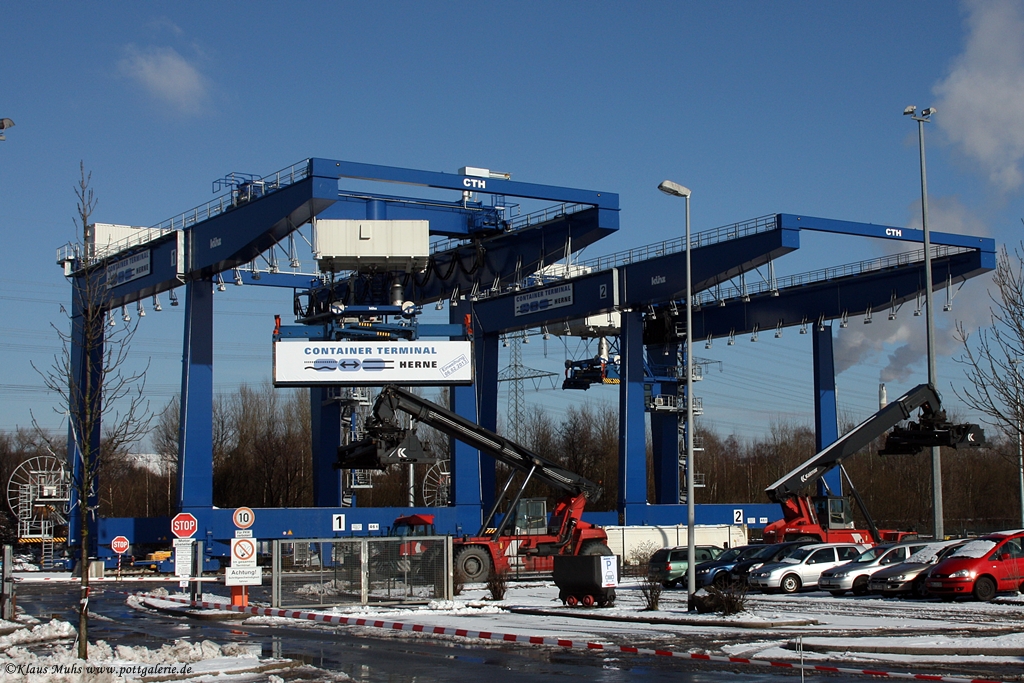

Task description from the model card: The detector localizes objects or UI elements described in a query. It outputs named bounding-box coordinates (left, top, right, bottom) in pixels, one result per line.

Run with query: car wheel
left=911, top=579, right=928, bottom=599
left=780, top=574, right=801, bottom=594
left=829, top=590, right=846, bottom=597
left=852, top=577, right=869, bottom=596
left=711, top=573, right=730, bottom=589
left=661, top=580, right=674, bottom=589
left=972, top=576, right=997, bottom=602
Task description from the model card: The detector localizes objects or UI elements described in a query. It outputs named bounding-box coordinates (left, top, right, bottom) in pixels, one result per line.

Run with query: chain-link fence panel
left=272, top=537, right=452, bottom=608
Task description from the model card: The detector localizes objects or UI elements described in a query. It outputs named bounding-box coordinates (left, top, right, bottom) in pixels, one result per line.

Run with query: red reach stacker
left=762, top=383, right=984, bottom=545
left=336, top=385, right=612, bottom=581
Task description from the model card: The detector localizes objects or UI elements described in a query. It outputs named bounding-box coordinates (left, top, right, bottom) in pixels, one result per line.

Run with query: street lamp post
left=658, top=179, right=696, bottom=609
left=904, top=105, right=944, bottom=539
left=1011, top=359, right=1024, bottom=527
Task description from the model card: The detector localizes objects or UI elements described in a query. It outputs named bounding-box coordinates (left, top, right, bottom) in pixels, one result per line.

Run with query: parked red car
left=925, top=530, right=1024, bottom=601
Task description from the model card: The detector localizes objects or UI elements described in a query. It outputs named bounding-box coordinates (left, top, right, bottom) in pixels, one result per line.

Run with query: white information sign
left=332, top=514, right=346, bottom=532
left=274, top=340, right=473, bottom=385
left=231, top=538, right=258, bottom=568
left=173, top=538, right=194, bottom=577
left=599, top=555, right=618, bottom=588
left=106, top=250, right=151, bottom=289
left=225, top=566, right=263, bottom=586
left=514, top=283, right=573, bottom=317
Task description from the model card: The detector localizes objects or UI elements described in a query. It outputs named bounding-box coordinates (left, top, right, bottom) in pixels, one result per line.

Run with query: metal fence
left=270, top=536, right=453, bottom=609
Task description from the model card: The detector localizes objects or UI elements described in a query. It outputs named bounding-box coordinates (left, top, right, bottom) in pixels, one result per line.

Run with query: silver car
left=867, top=539, right=966, bottom=598
left=817, top=540, right=931, bottom=596
left=748, top=543, right=868, bottom=594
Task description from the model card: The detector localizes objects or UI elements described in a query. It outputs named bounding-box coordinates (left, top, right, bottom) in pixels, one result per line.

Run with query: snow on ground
left=0, top=633, right=310, bottom=683
left=248, top=577, right=1024, bottom=669
left=5, top=574, right=1024, bottom=681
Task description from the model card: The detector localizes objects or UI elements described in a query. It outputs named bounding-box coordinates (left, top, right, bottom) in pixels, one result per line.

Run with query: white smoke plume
left=934, top=0, right=1024, bottom=193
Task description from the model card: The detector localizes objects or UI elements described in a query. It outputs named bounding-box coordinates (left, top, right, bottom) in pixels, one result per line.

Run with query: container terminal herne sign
left=273, top=340, right=473, bottom=385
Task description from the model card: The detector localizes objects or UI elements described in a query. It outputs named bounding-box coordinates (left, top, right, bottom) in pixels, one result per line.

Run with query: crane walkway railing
left=695, top=244, right=973, bottom=306
left=577, top=214, right=779, bottom=273
left=56, top=160, right=311, bottom=266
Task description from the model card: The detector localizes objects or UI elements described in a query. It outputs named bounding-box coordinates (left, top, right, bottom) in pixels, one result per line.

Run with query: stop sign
left=110, top=536, right=130, bottom=554
left=171, top=512, right=198, bottom=539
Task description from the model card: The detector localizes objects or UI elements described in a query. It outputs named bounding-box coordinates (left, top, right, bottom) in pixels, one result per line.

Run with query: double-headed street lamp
left=903, top=104, right=944, bottom=539
left=657, top=179, right=696, bottom=608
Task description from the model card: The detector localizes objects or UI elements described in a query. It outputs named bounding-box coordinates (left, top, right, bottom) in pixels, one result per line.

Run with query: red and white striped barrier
left=142, top=594, right=1010, bottom=683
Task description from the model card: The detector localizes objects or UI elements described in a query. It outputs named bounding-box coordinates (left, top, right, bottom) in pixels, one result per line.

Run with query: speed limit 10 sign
left=233, top=507, right=255, bottom=529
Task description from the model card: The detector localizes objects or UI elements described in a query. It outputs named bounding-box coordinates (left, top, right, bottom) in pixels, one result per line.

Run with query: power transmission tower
left=497, top=330, right=557, bottom=441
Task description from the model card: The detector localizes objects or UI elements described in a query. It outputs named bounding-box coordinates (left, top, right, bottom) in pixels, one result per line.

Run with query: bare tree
left=955, top=240, right=1024, bottom=447
left=32, top=163, right=152, bottom=659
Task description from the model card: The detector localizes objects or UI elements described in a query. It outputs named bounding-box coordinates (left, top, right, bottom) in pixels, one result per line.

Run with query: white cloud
left=934, top=0, right=1024, bottom=193
left=119, top=45, right=209, bottom=115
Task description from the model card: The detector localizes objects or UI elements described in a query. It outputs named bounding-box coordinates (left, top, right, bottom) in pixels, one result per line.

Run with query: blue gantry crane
left=56, top=158, right=995, bottom=563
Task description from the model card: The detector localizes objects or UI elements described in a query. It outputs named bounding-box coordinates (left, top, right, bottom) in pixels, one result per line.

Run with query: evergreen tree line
left=2, top=387, right=1021, bottom=537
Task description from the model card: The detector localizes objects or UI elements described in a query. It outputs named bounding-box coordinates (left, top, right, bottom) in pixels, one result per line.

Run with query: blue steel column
left=66, top=288, right=103, bottom=556
left=650, top=344, right=681, bottom=504
left=310, top=388, right=342, bottom=507
left=177, top=280, right=214, bottom=509
left=449, top=305, right=483, bottom=534
left=812, top=325, right=842, bottom=495
left=475, top=330, right=499, bottom=515
left=619, top=309, right=649, bottom=523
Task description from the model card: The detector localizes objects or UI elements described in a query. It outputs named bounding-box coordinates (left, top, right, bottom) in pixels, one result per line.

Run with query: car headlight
left=949, top=569, right=973, bottom=579
left=696, top=567, right=709, bottom=575
left=748, top=563, right=763, bottom=570
left=892, top=575, right=906, bottom=581
left=827, top=572, right=846, bottom=579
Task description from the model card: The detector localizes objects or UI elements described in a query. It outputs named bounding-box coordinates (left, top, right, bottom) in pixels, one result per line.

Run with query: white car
left=748, top=543, right=868, bottom=594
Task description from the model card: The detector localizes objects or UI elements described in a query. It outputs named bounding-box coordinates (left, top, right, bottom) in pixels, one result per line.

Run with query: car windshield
left=750, top=544, right=782, bottom=559
left=951, top=539, right=997, bottom=559
left=716, top=547, right=747, bottom=562
left=906, top=541, right=958, bottom=564
left=650, top=549, right=670, bottom=563
left=851, top=545, right=893, bottom=563
left=783, top=547, right=811, bottom=563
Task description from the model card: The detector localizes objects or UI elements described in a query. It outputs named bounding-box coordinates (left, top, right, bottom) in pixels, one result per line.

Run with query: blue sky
left=2, top=1, right=1024, bottom=443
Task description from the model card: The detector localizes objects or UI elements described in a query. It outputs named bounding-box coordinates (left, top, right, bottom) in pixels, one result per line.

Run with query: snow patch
left=951, top=540, right=996, bottom=559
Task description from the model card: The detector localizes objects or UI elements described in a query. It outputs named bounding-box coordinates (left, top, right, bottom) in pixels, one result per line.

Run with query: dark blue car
left=693, top=545, right=765, bottom=588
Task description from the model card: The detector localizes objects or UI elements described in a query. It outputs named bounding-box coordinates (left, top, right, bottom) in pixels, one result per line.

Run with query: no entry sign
left=171, top=512, right=198, bottom=539
left=110, top=536, right=130, bottom=554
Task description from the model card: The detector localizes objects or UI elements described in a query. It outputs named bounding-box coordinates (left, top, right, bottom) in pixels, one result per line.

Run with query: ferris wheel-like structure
left=6, top=455, right=70, bottom=567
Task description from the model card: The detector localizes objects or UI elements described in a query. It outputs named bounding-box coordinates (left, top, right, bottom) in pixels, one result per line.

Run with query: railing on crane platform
left=56, top=159, right=312, bottom=268
left=694, top=244, right=973, bottom=307
left=577, top=214, right=779, bottom=273
left=150, top=159, right=310, bottom=233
